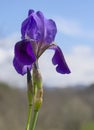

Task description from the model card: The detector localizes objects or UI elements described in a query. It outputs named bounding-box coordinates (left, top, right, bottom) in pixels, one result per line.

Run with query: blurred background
left=0, top=0, right=94, bottom=130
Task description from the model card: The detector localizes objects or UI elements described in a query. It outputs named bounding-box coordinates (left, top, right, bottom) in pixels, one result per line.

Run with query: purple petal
left=27, top=17, right=40, bottom=40
left=13, top=57, right=32, bottom=75
left=51, top=45, right=71, bottom=74
left=15, top=40, right=36, bottom=64
left=21, top=10, right=57, bottom=44
left=28, top=9, right=34, bottom=16
left=13, top=40, right=36, bottom=75
left=44, top=19, right=57, bottom=43
left=21, top=10, right=44, bottom=42
left=30, top=12, right=44, bottom=41
left=21, top=16, right=38, bottom=40
left=36, top=11, right=57, bottom=43
left=21, top=18, right=29, bottom=39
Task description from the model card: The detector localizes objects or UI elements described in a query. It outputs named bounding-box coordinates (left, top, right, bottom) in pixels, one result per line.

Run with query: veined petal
left=21, top=16, right=38, bottom=40
left=21, top=10, right=44, bottom=42
left=15, top=40, right=36, bottom=64
left=13, top=40, right=36, bottom=75
left=50, top=45, right=71, bottom=74
left=21, top=10, right=57, bottom=44
left=44, top=19, right=57, bottom=44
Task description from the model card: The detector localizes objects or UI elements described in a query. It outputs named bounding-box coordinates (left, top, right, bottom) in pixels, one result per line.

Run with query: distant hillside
left=0, top=82, right=94, bottom=130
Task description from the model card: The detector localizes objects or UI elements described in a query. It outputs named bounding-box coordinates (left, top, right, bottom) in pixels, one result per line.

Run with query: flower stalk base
left=30, top=110, right=38, bottom=130
left=26, top=64, right=43, bottom=130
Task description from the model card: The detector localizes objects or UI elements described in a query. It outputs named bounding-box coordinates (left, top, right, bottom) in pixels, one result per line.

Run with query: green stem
left=25, top=104, right=32, bottom=130
left=26, top=68, right=33, bottom=130
left=30, top=110, right=39, bottom=130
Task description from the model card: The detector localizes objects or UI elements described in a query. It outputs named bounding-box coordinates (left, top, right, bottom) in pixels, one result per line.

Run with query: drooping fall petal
left=13, top=57, right=32, bottom=75
left=51, top=45, right=71, bottom=74
left=13, top=40, right=36, bottom=75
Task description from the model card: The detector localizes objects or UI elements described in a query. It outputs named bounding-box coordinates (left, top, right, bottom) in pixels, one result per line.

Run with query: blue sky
left=0, top=0, right=94, bottom=49
left=0, top=0, right=94, bottom=87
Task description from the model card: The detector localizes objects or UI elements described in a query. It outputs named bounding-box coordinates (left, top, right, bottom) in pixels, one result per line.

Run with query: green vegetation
left=80, top=122, right=94, bottom=130
left=0, top=82, right=94, bottom=130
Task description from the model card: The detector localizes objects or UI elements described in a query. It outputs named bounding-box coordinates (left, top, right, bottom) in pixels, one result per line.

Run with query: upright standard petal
left=28, top=9, right=34, bottom=16
left=21, top=10, right=44, bottom=42
left=51, top=45, right=71, bottom=74
left=44, top=19, right=57, bottom=44
left=21, top=16, right=38, bottom=40
left=13, top=40, right=36, bottom=75
left=21, top=10, right=57, bottom=44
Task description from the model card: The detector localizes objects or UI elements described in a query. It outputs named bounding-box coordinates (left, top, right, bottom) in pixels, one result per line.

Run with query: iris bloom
left=13, top=9, right=71, bottom=75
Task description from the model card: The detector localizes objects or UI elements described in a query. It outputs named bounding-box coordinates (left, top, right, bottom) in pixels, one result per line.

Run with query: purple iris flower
left=13, top=9, right=71, bottom=75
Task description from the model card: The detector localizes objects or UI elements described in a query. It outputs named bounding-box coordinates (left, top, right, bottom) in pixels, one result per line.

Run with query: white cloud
left=54, top=16, right=94, bottom=39
left=0, top=49, right=7, bottom=64
left=67, top=45, right=94, bottom=86
left=0, top=34, right=94, bottom=88
left=0, top=33, right=25, bottom=88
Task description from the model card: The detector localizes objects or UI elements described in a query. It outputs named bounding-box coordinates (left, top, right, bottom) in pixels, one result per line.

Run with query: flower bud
left=34, top=88, right=43, bottom=111
left=32, top=62, right=43, bottom=111
left=33, top=66, right=42, bottom=89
